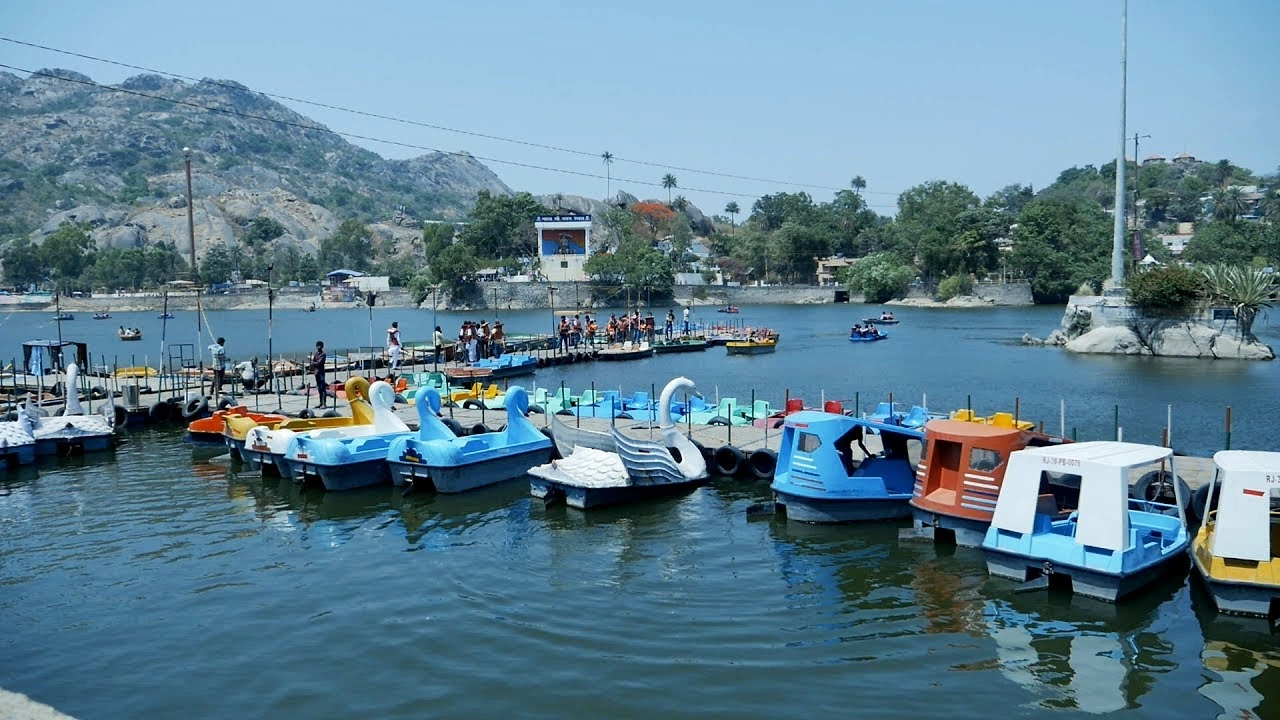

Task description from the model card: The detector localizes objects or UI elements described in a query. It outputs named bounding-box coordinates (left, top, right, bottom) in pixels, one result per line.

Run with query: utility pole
left=1108, top=0, right=1128, bottom=290
left=183, top=147, right=204, bottom=381
left=1132, top=132, right=1151, bottom=265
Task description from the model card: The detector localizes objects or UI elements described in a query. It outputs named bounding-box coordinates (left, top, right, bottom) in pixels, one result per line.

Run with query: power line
left=0, top=62, right=898, bottom=209
left=0, top=36, right=902, bottom=197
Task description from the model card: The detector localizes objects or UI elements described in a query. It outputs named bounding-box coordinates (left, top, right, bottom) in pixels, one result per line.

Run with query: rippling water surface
left=1, top=426, right=1276, bottom=719
left=3, top=304, right=1279, bottom=718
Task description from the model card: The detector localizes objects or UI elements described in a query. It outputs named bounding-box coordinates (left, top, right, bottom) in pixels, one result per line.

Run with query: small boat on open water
left=725, top=338, right=777, bottom=355
left=848, top=330, right=888, bottom=342
left=1191, top=450, right=1280, bottom=622
left=117, top=327, right=143, bottom=341
left=771, top=413, right=924, bottom=523
left=717, top=305, right=740, bottom=314
left=386, top=385, right=552, bottom=493
left=982, top=441, right=1189, bottom=603
left=93, top=312, right=111, bottom=320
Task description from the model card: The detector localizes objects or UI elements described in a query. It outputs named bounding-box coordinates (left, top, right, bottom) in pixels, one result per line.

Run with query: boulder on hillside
left=34, top=204, right=109, bottom=237
left=94, top=224, right=147, bottom=249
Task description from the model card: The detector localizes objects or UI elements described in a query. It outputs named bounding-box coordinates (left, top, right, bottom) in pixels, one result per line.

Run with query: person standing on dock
left=479, top=320, right=491, bottom=358
left=433, top=325, right=446, bottom=364
left=558, top=316, right=570, bottom=352
left=491, top=321, right=504, bottom=356
left=665, top=309, right=674, bottom=339
left=682, top=305, right=690, bottom=335
left=208, top=337, right=228, bottom=397
left=311, top=341, right=329, bottom=408
left=386, top=321, right=402, bottom=371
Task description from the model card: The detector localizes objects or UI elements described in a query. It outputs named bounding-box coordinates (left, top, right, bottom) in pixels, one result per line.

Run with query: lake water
left=2, top=304, right=1278, bottom=718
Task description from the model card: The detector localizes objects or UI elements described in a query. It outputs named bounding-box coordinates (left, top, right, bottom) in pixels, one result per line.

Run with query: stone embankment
left=887, top=282, right=1034, bottom=308
left=1022, top=293, right=1275, bottom=361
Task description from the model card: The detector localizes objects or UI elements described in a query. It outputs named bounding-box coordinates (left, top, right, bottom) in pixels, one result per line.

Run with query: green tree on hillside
left=40, top=222, right=96, bottom=287
left=1007, top=200, right=1112, bottom=303
left=319, top=220, right=373, bottom=272
left=458, top=190, right=549, bottom=261
left=1, top=238, right=45, bottom=288
left=199, top=243, right=236, bottom=285
left=840, top=252, right=912, bottom=303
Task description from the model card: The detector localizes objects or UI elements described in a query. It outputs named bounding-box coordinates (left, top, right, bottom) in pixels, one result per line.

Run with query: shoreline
left=1, top=283, right=1039, bottom=313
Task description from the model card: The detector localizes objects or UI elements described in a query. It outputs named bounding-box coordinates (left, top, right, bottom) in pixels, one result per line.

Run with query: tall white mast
left=1109, top=0, right=1128, bottom=289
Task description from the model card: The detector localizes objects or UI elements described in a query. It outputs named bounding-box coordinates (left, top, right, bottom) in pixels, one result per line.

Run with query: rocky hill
left=0, top=68, right=510, bottom=256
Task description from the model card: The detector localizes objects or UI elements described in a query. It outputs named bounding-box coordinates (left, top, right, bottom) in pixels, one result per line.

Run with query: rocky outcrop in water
left=1023, top=295, right=1274, bottom=360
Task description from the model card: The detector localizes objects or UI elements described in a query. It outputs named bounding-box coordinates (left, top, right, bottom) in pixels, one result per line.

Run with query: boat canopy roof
left=1209, top=450, right=1280, bottom=562
left=991, top=442, right=1175, bottom=552
left=923, top=418, right=1028, bottom=441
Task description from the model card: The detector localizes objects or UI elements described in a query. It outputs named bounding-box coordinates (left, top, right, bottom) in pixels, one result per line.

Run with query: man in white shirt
left=386, top=321, right=402, bottom=370
left=682, top=306, right=690, bottom=334
left=208, top=337, right=228, bottom=396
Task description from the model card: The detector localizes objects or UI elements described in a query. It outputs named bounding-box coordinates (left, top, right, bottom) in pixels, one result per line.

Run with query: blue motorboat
left=386, top=385, right=553, bottom=493
left=848, top=330, right=888, bottom=342
left=284, top=381, right=412, bottom=491
left=982, top=441, right=1190, bottom=603
left=771, top=411, right=925, bottom=522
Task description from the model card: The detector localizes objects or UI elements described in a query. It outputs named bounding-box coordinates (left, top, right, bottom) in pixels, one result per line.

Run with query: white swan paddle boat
left=26, top=363, right=116, bottom=455
left=386, top=385, right=553, bottom=493
left=283, top=381, right=411, bottom=490
left=0, top=406, right=38, bottom=469
left=529, top=376, right=708, bottom=509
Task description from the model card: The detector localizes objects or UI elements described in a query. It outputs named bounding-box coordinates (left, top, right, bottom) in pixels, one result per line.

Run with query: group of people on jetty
left=454, top=319, right=505, bottom=363
left=556, top=307, right=695, bottom=351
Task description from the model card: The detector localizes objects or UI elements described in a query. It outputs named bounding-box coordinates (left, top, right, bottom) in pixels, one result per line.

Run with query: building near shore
left=534, top=214, right=591, bottom=282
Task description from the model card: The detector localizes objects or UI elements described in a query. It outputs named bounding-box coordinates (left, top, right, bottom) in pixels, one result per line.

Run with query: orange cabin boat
left=907, top=419, right=1068, bottom=547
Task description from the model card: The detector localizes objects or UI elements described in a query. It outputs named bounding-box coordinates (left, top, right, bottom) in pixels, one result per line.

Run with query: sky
left=3, top=0, right=1277, bottom=216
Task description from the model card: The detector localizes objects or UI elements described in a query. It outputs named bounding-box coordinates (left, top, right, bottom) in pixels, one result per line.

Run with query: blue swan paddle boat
left=848, top=330, right=888, bottom=342
left=771, top=413, right=924, bottom=522
left=982, top=441, right=1189, bottom=603
left=386, top=385, right=553, bottom=493
left=284, top=381, right=412, bottom=491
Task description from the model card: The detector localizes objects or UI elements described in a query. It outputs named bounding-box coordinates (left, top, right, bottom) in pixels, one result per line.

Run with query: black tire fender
left=182, top=396, right=209, bottom=420
left=748, top=449, right=778, bottom=480
left=714, top=445, right=745, bottom=476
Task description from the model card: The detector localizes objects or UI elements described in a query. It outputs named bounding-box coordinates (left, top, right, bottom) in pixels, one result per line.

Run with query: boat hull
left=0, top=445, right=36, bottom=466
left=773, top=490, right=911, bottom=523
left=224, top=436, right=246, bottom=463
left=652, top=342, right=707, bottom=354
left=243, top=448, right=297, bottom=479
left=292, top=457, right=389, bottom=491
left=388, top=446, right=552, bottom=492
left=725, top=345, right=775, bottom=355
left=530, top=475, right=705, bottom=510
left=985, top=547, right=1187, bottom=603
left=906, top=508, right=990, bottom=548
left=1193, top=553, right=1280, bottom=618
left=34, top=435, right=112, bottom=455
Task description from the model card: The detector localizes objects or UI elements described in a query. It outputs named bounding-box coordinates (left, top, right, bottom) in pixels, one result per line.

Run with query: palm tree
left=1214, top=159, right=1233, bottom=188
left=1259, top=189, right=1280, bottom=223
left=1213, top=187, right=1247, bottom=222
left=724, top=201, right=740, bottom=235
left=1202, top=265, right=1278, bottom=336
left=601, top=151, right=614, bottom=202
left=661, top=174, right=678, bottom=206
left=672, top=195, right=689, bottom=212
left=850, top=176, right=867, bottom=195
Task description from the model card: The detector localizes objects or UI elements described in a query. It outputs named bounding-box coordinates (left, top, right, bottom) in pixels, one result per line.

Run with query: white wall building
left=534, top=214, right=592, bottom=282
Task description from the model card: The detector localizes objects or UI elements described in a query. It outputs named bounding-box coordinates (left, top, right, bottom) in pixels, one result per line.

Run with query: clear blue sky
left=3, top=0, right=1277, bottom=215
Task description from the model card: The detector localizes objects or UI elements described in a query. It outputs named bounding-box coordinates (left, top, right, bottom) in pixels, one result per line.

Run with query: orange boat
left=186, top=405, right=287, bottom=447
left=903, top=419, right=1068, bottom=547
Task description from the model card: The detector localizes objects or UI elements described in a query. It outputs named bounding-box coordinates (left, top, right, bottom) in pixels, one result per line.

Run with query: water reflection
left=981, top=574, right=1183, bottom=714
left=1191, top=580, right=1280, bottom=719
